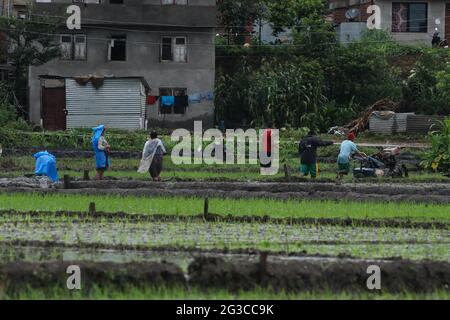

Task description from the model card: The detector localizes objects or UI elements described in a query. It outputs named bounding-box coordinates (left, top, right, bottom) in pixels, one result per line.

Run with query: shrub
left=421, top=118, right=450, bottom=172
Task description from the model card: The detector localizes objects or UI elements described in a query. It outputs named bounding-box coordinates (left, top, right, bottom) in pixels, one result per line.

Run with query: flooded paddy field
left=0, top=185, right=448, bottom=299
left=0, top=214, right=448, bottom=261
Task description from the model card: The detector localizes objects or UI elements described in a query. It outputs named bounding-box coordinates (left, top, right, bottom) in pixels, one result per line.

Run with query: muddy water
left=0, top=219, right=448, bottom=261
left=0, top=245, right=391, bottom=272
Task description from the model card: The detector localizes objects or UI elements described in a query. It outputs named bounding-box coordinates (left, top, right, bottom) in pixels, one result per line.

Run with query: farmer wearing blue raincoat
left=92, top=125, right=110, bottom=180
left=34, top=151, right=59, bottom=182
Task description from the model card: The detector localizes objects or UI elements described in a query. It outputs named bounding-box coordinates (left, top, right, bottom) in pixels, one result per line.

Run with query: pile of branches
left=345, top=99, right=398, bottom=133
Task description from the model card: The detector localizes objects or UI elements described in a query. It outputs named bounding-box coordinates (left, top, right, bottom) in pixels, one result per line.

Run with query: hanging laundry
left=188, top=93, right=202, bottom=104
left=161, top=96, right=174, bottom=107
left=147, top=95, right=159, bottom=105
left=206, top=91, right=215, bottom=101
left=174, top=95, right=189, bottom=113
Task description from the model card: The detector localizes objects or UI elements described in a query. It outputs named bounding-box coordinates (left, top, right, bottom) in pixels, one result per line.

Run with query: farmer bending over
left=299, top=129, right=333, bottom=179
left=337, top=132, right=366, bottom=180
left=34, top=151, right=59, bottom=182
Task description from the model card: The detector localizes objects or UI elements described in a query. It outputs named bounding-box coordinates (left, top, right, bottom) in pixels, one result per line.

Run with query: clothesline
left=146, top=91, right=214, bottom=106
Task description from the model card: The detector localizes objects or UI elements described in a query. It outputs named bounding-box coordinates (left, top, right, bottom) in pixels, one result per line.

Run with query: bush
left=421, top=118, right=450, bottom=172
left=402, top=49, right=450, bottom=115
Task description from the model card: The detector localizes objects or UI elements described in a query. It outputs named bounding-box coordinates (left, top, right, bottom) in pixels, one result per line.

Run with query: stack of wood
left=345, top=99, right=398, bottom=134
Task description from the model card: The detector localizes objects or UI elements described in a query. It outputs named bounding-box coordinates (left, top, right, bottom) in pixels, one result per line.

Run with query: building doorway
left=446, top=3, right=450, bottom=42
left=42, top=87, right=66, bottom=131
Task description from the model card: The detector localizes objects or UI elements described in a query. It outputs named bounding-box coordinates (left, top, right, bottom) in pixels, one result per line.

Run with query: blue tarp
left=92, top=125, right=110, bottom=169
left=34, top=151, right=59, bottom=182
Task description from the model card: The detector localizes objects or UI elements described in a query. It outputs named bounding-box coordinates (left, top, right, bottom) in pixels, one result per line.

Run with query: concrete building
left=27, top=0, right=216, bottom=130
left=328, top=0, right=450, bottom=45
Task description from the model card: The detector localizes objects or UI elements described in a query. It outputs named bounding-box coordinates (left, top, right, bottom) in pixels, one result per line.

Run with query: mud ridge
left=0, top=210, right=447, bottom=229
left=2, top=186, right=449, bottom=204
left=0, top=257, right=448, bottom=294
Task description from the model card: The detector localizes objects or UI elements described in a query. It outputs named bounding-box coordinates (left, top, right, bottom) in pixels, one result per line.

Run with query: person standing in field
left=337, top=132, right=366, bottom=180
left=261, top=122, right=275, bottom=168
left=92, top=125, right=110, bottom=180
left=142, top=131, right=167, bottom=182
left=299, top=129, right=333, bottom=179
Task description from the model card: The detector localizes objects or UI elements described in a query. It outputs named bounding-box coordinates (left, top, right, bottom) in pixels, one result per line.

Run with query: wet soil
left=0, top=209, right=447, bottom=229
left=188, top=257, right=450, bottom=293
left=1, top=180, right=449, bottom=203
left=0, top=256, right=448, bottom=294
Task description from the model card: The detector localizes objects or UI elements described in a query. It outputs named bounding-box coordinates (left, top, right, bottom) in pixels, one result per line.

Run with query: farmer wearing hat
left=337, top=132, right=367, bottom=180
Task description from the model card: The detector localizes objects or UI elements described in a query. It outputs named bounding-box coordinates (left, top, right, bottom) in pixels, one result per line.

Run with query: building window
left=108, top=36, right=126, bottom=61
left=72, top=0, right=101, bottom=3
left=161, top=37, right=187, bottom=62
left=161, top=0, right=188, bottom=5
left=159, top=88, right=187, bottom=115
left=109, top=0, right=124, bottom=4
left=60, top=34, right=87, bottom=60
left=392, top=2, right=427, bottom=33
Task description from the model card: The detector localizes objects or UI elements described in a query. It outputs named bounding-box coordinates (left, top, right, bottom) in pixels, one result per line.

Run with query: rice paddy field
left=0, top=147, right=449, bottom=300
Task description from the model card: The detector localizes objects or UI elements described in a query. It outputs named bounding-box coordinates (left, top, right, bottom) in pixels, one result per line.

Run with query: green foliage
left=0, top=11, right=60, bottom=109
left=248, top=58, right=326, bottom=128
left=421, top=118, right=450, bottom=172
left=217, top=0, right=264, bottom=45
left=216, top=58, right=327, bottom=129
left=216, top=29, right=407, bottom=131
left=264, top=0, right=326, bottom=34
left=402, top=49, right=450, bottom=115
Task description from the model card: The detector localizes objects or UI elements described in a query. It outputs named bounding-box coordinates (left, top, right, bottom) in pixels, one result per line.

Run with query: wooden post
left=63, top=175, right=70, bottom=189
left=88, top=202, right=96, bottom=215
left=284, top=164, right=290, bottom=181
left=203, top=197, right=209, bottom=220
left=259, top=251, right=268, bottom=285
left=83, top=170, right=90, bottom=181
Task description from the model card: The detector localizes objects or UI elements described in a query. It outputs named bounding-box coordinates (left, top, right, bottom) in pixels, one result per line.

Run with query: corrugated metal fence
left=369, top=113, right=445, bottom=134
left=66, top=78, right=145, bottom=130
left=406, top=115, right=445, bottom=134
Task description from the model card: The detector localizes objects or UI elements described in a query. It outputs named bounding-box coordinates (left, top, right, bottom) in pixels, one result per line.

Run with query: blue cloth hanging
left=188, top=93, right=202, bottom=104
left=92, top=125, right=110, bottom=169
left=161, top=96, right=175, bottom=107
left=34, top=151, right=59, bottom=182
left=206, top=91, right=215, bottom=101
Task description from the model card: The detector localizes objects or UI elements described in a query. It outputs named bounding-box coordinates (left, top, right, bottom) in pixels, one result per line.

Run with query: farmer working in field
left=337, top=132, right=367, bottom=180
left=299, top=129, right=333, bottom=179
left=34, top=151, right=59, bottom=182
left=92, top=125, right=110, bottom=180
left=140, top=131, right=167, bottom=182
left=261, top=122, right=275, bottom=169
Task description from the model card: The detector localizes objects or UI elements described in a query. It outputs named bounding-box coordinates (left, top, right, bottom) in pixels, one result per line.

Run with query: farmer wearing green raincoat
left=92, top=125, right=110, bottom=180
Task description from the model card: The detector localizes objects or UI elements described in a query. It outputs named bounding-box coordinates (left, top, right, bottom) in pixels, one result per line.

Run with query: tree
left=263, top=0, right=326, bottom=34
left=0, top=10, right=60, bottom=116
left=217, top=0, right=265, bottom=45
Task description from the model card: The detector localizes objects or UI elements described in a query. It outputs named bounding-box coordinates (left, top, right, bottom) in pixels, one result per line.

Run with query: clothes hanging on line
left=188, top=93, right=202, bottom=104
left=147, top=95, right=159, bottom=105
left=174, top=95, right=189, bottom=113
left=161, top=96, right=175, bottom=107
